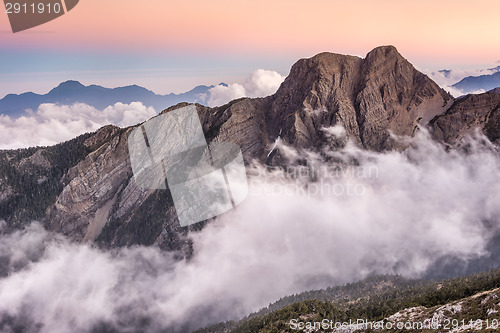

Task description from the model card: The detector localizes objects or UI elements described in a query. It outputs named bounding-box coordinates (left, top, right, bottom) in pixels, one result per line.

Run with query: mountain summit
left=196, top=45, right=453, bottom=164
left=268, top=45, right=452, bottom=150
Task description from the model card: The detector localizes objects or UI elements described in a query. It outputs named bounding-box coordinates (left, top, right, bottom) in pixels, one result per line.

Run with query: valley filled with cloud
left=1, top=130, right=498, bottom=332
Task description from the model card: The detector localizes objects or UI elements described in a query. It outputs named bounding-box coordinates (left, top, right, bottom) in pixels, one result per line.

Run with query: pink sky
left=2, top=0, right=499, bottom=63
left=1, top=0, right=499, bottom=94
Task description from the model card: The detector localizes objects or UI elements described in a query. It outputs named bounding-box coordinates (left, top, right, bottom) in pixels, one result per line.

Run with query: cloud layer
left=0, top=102, right=156, bottom=149
left=205, top=69, right=286, bottom=107
left=0, top=131, right=499, bottom=332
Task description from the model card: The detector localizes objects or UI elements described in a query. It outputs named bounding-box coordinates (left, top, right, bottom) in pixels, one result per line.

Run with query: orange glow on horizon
left=1, top=0, right=499, bottom=66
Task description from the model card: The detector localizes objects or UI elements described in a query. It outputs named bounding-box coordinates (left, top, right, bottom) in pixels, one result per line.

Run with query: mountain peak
left=49, top=80, right=87, bottom=96
left=363, top=45, right=411, bottom=73
left=365, top=45, right=400, bottom=57
left=269, top=45, right=451, bottom=150
left=55, top=80, right=86, bottom=89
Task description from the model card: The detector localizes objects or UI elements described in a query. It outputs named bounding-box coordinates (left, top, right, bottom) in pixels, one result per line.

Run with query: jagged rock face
left=269, top=52, right=364, bottom=149
left=44, top=125, right=195, bottom=255
left=267, top=46, right=452, bottom=151
left=46, top=125, right=132, bottom=241
left=0, top=46, right=498, bottom=252
left=429, top=91, right=500, bottom=145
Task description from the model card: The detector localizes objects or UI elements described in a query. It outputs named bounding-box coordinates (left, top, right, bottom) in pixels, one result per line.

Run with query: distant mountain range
left=436, top=65, right=500, bottom=94
left=0, top=80, right=220, bottom=117
left=452, top=71, right=500, bottom=93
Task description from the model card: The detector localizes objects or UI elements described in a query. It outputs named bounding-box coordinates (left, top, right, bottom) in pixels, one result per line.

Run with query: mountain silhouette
left=0, top=80, right=214, bottom=117
left=452, top=69, right=500, bottom=93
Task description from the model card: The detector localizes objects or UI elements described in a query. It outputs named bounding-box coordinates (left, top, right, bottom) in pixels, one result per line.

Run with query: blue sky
left=0, top=48, right=296, bottom=96
left=1, top=0, right=499, bottom=97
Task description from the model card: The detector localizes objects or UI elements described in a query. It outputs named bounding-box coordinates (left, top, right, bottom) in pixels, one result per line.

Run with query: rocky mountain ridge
left=0, top=46, right=499, bottom=257
left=0, top=80, right=214, bottom=117
left=430, top=90, right=500, bottom=145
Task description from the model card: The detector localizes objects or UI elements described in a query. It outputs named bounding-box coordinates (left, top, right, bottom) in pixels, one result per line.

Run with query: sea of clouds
left=0, top=102, right=157, bottom=149
left=0, top=129, right=499, bottom=332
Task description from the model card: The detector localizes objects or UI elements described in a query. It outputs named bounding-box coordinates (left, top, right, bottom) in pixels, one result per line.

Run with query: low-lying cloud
left=0, top=102, right=156, bottom=149
left=204, top=69, right=286, bottom=107
left=0, top=131, right=499, bottom=332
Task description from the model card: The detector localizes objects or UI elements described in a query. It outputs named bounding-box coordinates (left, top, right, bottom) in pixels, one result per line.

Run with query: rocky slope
left=0, top=46, right=498, bottom=256
left=241, top=287, right=500, bottom=333
left=430, top=90, right=500, bottom=145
